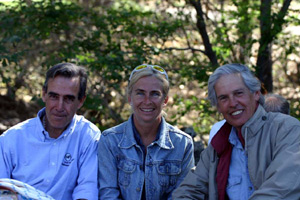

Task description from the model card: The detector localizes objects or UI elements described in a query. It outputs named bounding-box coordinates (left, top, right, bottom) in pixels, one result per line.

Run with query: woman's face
left=128, top=75, right=168, bottom=125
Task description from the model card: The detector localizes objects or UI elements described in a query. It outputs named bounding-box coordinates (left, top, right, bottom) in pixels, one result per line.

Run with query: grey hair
left=264, top=93, right=290, bottom=115
left=208, top=63, right=265, bottom=107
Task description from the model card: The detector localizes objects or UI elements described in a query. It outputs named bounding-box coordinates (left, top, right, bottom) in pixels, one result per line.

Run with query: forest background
left=0, top=0, right=299, bottom=143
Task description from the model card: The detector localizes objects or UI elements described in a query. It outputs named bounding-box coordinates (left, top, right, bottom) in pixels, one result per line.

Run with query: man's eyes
left=49, top=94, right=58, bottom=99
left=218, top=97, right=227, bottom=102
left=48, top=94, right=75, bottom=103
left=235, top=91, right=244, bottom=96
left=64, top=96, right=75, bottom=103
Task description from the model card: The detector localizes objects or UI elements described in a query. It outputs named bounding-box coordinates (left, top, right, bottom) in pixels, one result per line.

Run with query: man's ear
left=78, top=96, right=86, bottom=109
left=42, top=89, right=46, bottom=103
left=128, top=95, right=132, bottom=105
left=216, top=104, right=221, bottom=113
left=254, top=90, right=261, bottom=102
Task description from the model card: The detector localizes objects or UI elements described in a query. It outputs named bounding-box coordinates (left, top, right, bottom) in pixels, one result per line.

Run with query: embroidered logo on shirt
left=62, top=153, right=74, bottom=166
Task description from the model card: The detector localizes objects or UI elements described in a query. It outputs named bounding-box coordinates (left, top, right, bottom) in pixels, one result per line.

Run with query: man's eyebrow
left=65, top=94, right=76, bottom=99
left=217, top=94, right=226, bottom=99
left=48, top=91, right=58, bottom=96
left=48, top=92, right=76, bottom=99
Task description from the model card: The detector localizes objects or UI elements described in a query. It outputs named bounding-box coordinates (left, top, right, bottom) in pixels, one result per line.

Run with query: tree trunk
left=256, top=0, right=293, bottom=92
left=188, top=0, right=219, bottom=67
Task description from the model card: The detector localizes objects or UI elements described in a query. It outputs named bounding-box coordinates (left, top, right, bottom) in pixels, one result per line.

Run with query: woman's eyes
left=151, top=92, right=161, bottom=97
left=135, top=91, right=162, bottom=98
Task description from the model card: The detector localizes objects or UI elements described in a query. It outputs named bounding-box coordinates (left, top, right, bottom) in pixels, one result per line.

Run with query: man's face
left=42, top=76, right=85, bottom=136
left=215, top=73, right=260, bottom=132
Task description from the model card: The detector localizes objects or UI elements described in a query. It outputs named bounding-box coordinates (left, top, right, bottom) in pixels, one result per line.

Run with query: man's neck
left=43, top=115, right=66, bottom=139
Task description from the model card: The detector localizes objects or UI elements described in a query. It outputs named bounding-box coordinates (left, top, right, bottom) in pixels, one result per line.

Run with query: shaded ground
left=0, top=95, right=41, bottom=134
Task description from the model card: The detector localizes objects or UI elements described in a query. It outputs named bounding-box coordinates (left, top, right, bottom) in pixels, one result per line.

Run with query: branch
left=161, top=47, right=206, bottom=54
left=187, top=0, right=219, bottom=66
left=271, top=0, right=292, bottom=39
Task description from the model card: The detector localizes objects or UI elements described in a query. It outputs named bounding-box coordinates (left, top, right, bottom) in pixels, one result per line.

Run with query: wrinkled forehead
left=214, top=73, right=246, bottom=95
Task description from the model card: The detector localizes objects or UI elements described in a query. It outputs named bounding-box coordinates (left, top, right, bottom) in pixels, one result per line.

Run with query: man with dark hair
left=173, top=63, right=300, bottom=199
left=264, top=93, right=290, bottom=115
left=0, top=63, right=100, bottom=200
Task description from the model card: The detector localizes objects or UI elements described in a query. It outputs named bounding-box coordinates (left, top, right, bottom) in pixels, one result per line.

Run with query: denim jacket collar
left=119, top=115, right=174, bottom=150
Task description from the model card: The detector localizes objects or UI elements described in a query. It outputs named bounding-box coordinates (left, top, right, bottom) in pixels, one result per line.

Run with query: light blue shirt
left=0, top=108, right=100, bottom=200
left=226, top=127, right=254, bottom=199
left=98, top=115, right=195, bottom=200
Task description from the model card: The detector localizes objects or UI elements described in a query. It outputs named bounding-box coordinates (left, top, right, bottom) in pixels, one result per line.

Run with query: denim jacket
left=98, top=116, right=194, bottom=200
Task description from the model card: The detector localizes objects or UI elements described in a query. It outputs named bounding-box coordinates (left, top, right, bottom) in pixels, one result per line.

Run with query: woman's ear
left=163, top=96, right=169, bottom=106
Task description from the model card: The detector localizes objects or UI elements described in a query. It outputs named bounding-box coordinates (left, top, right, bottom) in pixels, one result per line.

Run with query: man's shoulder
left=74, top=115, right=100, bottom=133
left=267, top=112, right=300, bottom=126
left=2, top=117, right=37, bottom=137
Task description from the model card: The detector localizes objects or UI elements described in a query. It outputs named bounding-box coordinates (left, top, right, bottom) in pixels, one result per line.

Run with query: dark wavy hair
left=43, top=63, right=87, bottom=100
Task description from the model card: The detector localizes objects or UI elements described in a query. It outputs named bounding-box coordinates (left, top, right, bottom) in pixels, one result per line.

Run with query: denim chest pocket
left=156, top=161, right=181, bottom=187
left=117, top=157, right=137, bottom=187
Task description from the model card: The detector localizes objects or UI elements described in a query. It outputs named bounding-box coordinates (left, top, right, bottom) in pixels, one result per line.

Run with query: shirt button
left=46, top=179, right=50, bottom=183
left=53, top=142, right=56, bottom=146
left=136, top=187, right=141, bottom=192
left=51, top=162, right=56, bottom=166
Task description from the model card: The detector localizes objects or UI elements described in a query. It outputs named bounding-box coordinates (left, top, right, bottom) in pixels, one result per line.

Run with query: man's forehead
left=215, top=74, right=246, bottom=94
left=46, top=76, right=80, bottom=96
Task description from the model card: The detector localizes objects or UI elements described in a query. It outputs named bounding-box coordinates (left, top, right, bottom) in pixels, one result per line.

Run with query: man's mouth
left=231, top=110, right=243, bottom=116
left=53, top=114, right=66, bottom=118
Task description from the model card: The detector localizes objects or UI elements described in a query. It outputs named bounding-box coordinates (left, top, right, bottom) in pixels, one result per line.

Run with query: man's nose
left=56, top=98, right=64, bottom=111
left=229, top=96, right=238, bottom=107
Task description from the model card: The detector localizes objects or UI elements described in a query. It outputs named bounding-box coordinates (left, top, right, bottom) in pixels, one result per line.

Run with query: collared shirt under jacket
left=173, top=105, right=300, bottom=200
left=98, top=115, right=195, bottom=200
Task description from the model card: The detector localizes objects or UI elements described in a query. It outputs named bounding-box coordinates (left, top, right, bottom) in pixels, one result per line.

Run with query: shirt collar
left=229, top=127, right=244, bottom=150
left=37, top=108, right=75, bottom=141
left=241, top=104, right=268, bottom=138
left=119, top=115, right=173, bottom=149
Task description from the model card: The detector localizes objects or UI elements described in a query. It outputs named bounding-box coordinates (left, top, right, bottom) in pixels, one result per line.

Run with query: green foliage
left=169, top=94, right=220, bottom=135
left=0, top=0, right=298, bottom=136
left=0, top=0, right=203, bottom=130
left=290, top=100, right=300, bottom=120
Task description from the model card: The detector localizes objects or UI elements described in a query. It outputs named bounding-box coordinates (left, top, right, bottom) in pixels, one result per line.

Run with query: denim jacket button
left=136, top=187, right=141, bottom=192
